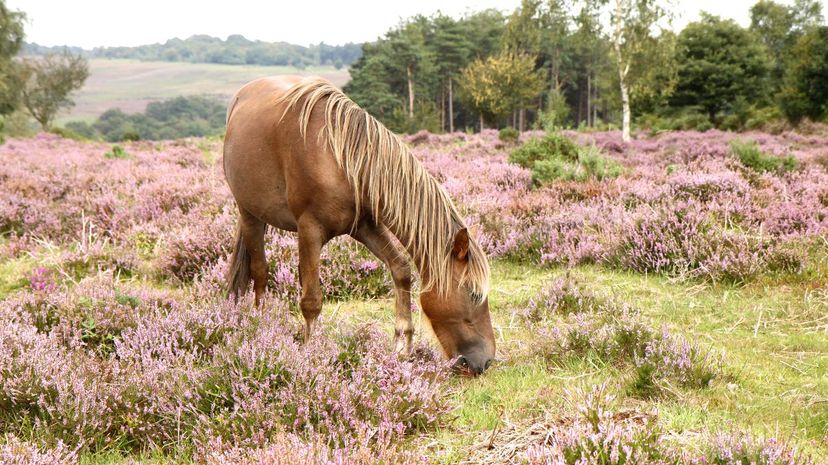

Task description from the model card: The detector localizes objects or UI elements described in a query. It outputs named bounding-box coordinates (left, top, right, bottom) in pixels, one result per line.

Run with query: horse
left=223, top=75, right=495, bottom=375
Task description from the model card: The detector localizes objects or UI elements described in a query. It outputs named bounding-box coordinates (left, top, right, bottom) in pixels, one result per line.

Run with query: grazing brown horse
left=223, top=75, right=495, bottom=374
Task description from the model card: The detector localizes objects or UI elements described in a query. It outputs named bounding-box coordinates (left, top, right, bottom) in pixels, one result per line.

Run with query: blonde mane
left=275, top=78, right=489, bottom=299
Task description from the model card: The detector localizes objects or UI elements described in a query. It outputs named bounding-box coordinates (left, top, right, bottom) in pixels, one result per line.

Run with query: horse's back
left=223, top=76, right=357, bottom=235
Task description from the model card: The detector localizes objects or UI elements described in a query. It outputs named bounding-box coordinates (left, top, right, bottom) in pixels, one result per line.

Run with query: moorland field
left=0, top=128, right=826, bottom=464
left=60, top=59, right=349, bottom=123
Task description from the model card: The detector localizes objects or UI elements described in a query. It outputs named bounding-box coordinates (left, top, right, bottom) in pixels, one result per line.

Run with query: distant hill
left=23, top=34, right=363, bottom=69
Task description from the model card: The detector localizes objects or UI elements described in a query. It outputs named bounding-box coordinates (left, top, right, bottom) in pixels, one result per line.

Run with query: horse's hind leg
left=297, top=216, right=328, bottom=342
left=239, top=208, right=268, bottom=306
left=352, top=221, right=413, bottom=354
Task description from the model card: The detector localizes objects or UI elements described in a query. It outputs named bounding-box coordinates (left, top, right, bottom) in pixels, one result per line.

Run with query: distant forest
left=23, top=35, right=363, bottom=69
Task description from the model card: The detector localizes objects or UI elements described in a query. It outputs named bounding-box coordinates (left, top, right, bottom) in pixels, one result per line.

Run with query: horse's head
left=420, top=228, right=495, bottom=376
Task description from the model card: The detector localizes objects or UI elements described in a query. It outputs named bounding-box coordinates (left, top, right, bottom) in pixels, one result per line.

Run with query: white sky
left=8, top=0, right=825, bottom=49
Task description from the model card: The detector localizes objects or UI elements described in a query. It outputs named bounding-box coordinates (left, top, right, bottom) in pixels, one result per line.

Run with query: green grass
left=59, top=59, right=350, bottom=124
left=0, top=250, right=35, bottom=296
left=320, top=261, right=828, bottom=460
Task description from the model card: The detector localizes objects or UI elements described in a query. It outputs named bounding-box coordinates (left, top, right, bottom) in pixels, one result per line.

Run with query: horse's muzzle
left=454, top=354, right=493, bottom=376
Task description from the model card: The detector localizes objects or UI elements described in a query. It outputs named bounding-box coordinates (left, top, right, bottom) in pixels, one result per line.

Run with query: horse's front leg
left=352, top=221, right=413, bottom=355
left=297, top=216, right=327, bottom=342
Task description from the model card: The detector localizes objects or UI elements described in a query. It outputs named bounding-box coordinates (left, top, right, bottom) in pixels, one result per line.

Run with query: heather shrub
left=258, top=232, right=393, bottom=302
left=156, top=207, right=235, bottom=282
left=729, top=139, right=798, bottom=174
left=199, top=434, right=422, bottom=465
left=517, top=276, right=605, bottom=323
left=525, top=283, right=719, bottom=397
left=0, top=278, right=450, bottom=454
left=611, top=204, right=783, bottom=282
left=691, top=432, right=816, bottom=465
left=524, top=384, right=669, bottom=464
left=498, top=126, right=519, bottom=144
left=523, top=384, right=815, bottom=465
left=0, top=435, right=77, bottom=465
left=631, top=328, right=718, bottom=397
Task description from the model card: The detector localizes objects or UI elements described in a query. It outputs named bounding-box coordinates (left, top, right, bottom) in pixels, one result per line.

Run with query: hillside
left=24, top=34, right=362, bottom=68
left=61, top=59, right=350, bottom=123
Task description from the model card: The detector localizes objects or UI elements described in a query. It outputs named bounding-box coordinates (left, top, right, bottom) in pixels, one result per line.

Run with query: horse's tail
left=226, top=223, right=250, bottom=299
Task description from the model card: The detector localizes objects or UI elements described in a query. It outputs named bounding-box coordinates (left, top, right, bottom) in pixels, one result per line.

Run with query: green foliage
left=460, top=52, right=546, bottom=127
left=779, top=26, right=828, bottom=124
left=509, top=132, right=622, bottom=184
left=729, top=139, right=798, bottom=174
left=538, top=88, right=571, bottom=130
left=345, top=10, right=506, bottom=130
left=750, top=0, right=824, bottom=86
left=68, top=95, right=226, bottom=142
left=48, top=125, right=87, bottom=141
left=103, top=145, right=129, bottom=159
left=744, top=105, right=787, bottom=132
left=498, top=127, right=519, bottom=144
left=17, top=49, right=89, bottom=129
left=638, top=109, right=713, bottom=133
left=0, top=1, right=25, bottom=142
left=672, top=14, right=771, bottom=123
left=388, top=101, right=441, bottom=134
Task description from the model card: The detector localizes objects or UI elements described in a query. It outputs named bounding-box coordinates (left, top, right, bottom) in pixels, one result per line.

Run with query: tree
left=672, top=14, right=770, bottom=123
left=461, top=9, right=507, bottom=59
left=344, top=49, right=401, bottom=121
left=778, top=26, right=828, bottom=123
left=503, top=0, right=569, bottom=130
left=608, top=0, right=671, bottom=142
left=628, top=31, right=677, bottom=115
left=430, top=15, right=470, bottom=132
left=750, top=0, right=824, bottom=85
left=387, top=18, right=432, bottom=119
left=18, top=49, right=89, bottom=130
left=0, top=0, right=25, bottom=135
left=570, top=0, right=608, bottom=127
left=459, top=52, right=545, bottom=128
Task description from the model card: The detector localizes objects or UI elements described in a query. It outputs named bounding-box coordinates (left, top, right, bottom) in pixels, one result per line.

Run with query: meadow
left=61, top=59, right=349, bottom=123
left=0, top=128, right=826, bottom=464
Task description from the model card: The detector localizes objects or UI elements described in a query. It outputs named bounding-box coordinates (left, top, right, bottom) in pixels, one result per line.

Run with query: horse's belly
left=260, top=203, right=298, bottom=232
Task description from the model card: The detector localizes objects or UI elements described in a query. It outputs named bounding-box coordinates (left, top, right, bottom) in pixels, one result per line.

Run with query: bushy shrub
left=103, top=144, right=129, bottom=159
left=498, top=126, right=519, bottom=144
left=48, top=125, right=88, bottom=141
left=729, top=139, right=798, bottom=174
left=639, top=110, right=713, bottom=133
left=0, top=277, right=451, bottom=453
left=517, top=276, right=605, bottom=323
left=509, top=132, right=622, bottom=184
left=63, top=120, right=101, bottom=140
left=611, top=204, right=772, bottom=283
left=523, top=279, right=720, bottom=397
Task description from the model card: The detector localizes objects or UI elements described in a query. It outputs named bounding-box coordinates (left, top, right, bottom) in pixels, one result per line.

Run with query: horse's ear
left=452, top=228, right=469, bottom=261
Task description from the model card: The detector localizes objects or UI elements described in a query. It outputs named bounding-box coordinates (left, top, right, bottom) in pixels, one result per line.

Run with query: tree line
left=65, top=96, right=227, bottom=142
left=345, top=0, right=827, bottom=139
left=24, top=34, right=363, bottom=69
